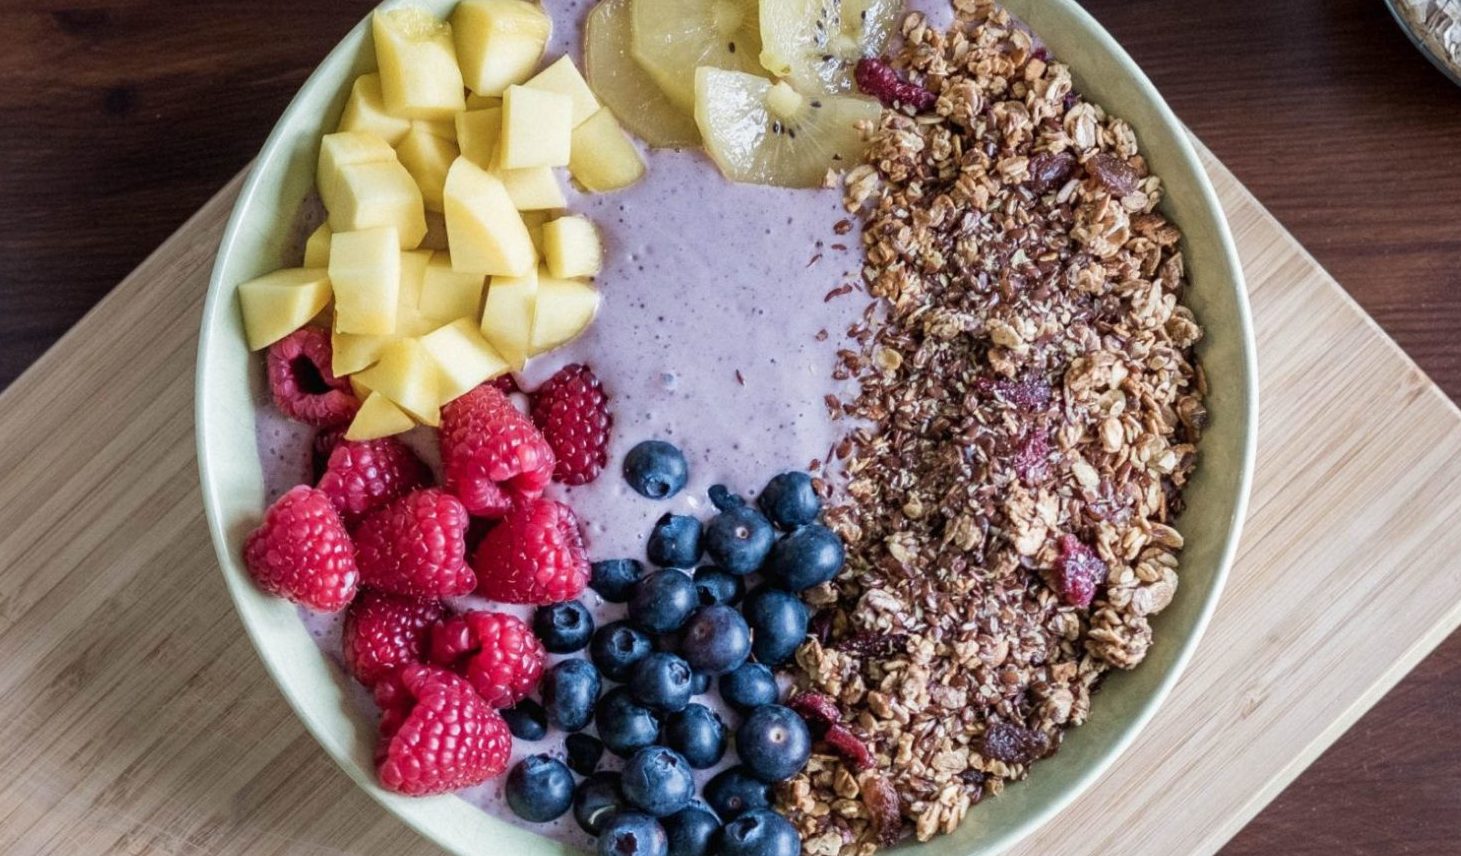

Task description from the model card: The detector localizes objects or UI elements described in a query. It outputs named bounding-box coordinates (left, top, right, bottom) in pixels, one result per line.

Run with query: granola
left=783, top=4, right=1206, bottom=851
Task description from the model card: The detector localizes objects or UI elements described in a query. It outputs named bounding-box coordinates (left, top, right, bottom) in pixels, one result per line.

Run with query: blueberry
left=505, top=754, right=575, bottom=822
left=533, top=600, right=595, bottom=653
left=565, top=732, right=605, bottom=776
left=691, top=671, right=712, bottom=695
left=717, top=809, right=801, bottom=856
left=595, top=686, right=662, bottom=757
left=628, top=569, right=698, bottom=634
left=575, top=771, right=627, bottom=835
left=719, top=663, right=779, bottom=714
left=762, top=524, right=845, bottom=591
left=621, top=746, right=695, bottom=817
left=501, top=698, right=548, bottom=740
left=741, top=585, right=809, bottom=666
left=647, top=514, right=703, bottom=568
left=591, top=621, right=653, bottom=682
left=693, top=566, right=745, bottom=607
left=757, top=471, right=821, bottom=530
left=735, top=705, right=811, bottom=783
left=591, top=558, right=646, bottom=603
left=624, top=440, right=688, bottom=500
left=542, top=658, right=601, bottom=732
left=703, top=505, right=774, bottom=575
left=663, top=703, right=727, bottom=769
left=664, top=801, right=722, bottom=856
left=597, top=811, right=668, bottom=856
left=702, top=766, right=772, bottom=821
left=629, top=652, right=693, bottom=713
left=707, top=484, right=745, bottom=511
left=679, top=605, right=751, bottom=675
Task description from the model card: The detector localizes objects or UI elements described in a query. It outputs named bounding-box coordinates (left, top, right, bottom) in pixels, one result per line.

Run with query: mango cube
left=318, top=131, right=396, bottom=215
left=443, top=158, right=536, bottom=276
left=346, top=391, right=416, bottom=440
left=354, top=338, right=441, bottom=426
left=500, top=85, right=573, bottom=170
left=420, top=251, right=486, bottom=321
left=521, top=209, right=556, bottom=253
left=499, top=165, right=566, bottom=211
left=396, top=123, right=460, bottom=212
left=455, top=107, right=503, bottom=169
left=372, top=8, right=466, bottom=120
left=530, top=275, right=600, bottom=355
left=452, top=0, right=551, bottom=97
left=304, top=222, right=332, bottom=268
left=414, top=116, right=458, bottom=143
left=542, top=215, right=603, bottom=278
left=327, top=160, right=428, bottom=248
left=237, top=267, right=332, bottom=351
left=569, top=109, right=646, bottom=192
left=349, top=374, right=374, bottom=400
left=332, top=330, right=396, bottom=376
left=394, top=249, right=437, bottom=337
left=337, top=73, right=411, bottom=145
left=525, top=56, right=599, bottom=127
left=480, top=267, right=538, bottom=369
left=329, top=226, right=401, bottom=335
left=420, top=318, right=511, bottom=401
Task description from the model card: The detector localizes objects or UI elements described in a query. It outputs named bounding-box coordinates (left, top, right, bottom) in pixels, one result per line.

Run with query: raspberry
left=243, top=485, right=358, bottom=611
left=1052, top=534, right=1107, bottom=608
left=824, top=724, right=876, bottom=771
left=530, top=363, right=612, bottom=485
left=472, top=497, right=589, bottom=605
left=373, top=664, right=512, bottom=796
left=354, top=488, right=475, bottom=598
left=266, top=327, right=359, bottom=427
left=428, top=611, right=545, bottom=707
left=854, top=57, right=936, bottom=112
left=316, top=436, right=431, bottom=526
left=312, top=427, right=346, bottom=482
left=439, top=384, right=556, bottom=517
left=341, top=591, right=444, bottom=688
left=489, top=374, right=520, bottom=395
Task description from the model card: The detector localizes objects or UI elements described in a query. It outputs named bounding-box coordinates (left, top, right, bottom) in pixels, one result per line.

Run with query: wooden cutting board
left=2, top=143, right=1460, bottom=856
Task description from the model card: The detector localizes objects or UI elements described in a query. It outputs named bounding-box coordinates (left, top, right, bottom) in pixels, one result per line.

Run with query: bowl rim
left=195, top=1, right=1257, bottom=853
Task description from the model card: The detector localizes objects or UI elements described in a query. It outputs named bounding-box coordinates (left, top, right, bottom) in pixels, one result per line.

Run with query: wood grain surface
left=0, top=1, right=1458, bottom=853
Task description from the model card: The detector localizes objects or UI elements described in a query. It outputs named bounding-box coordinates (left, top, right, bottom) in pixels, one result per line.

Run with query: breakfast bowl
left=195, top=0, right=1257, bottom=853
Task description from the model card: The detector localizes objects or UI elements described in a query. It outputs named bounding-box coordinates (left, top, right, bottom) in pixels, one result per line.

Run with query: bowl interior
left=195, top=1, right=1256, bottom=853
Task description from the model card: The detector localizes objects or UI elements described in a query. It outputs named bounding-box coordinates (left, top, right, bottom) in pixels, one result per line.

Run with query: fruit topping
left=718, top=809, right=801, bottom=856
left=860, top=772, right=903, bottom=847
left=623, top=440, right=690, bottom=499
left=596, top=685, right=663, bottom=757
left=695, top=68, right=880, bottom=188
left=740, top=585, right=808, bottom=666
left=647, top=513, right=704, bottom=568
left=591, top=557, right=647, bottom=602
left=506, top=754, right=576, bottom=822
left=787, top=690, right=842, bottom=734
left=735, top=704, right=811, bottom=783
left=597, top=811, right=668, bottom=856
left=1052, top=533, right=1107, bottom=608
left=630, top=0, right=763, bottom=112
left=585, top=0, right=701, bottom=147
left=762, top=522, right=844, bottom=591
left=575, top=771, right=630, bottom=836
left=759, top=0, right=900, bottom=94
left=1027, top=150, right=1079, bottom=194
left=979, top=720, right=1052, bottom=765
left=757, top=471, right=821, bottom=529
left=530, top=363, right=612, bottom=485
left=355, top=488, right=475, bottom=598
left=853, top=56, right=935, bottom=111
left=541, top=657, right=603, bottom=731
left=341, top=591, right=444, bottom=688
left=703, top=505, right=774, bottom=575
left=266, top=327, right=360, bottom=427
left=428, top=609, right=545, bottom=707
left=628, top=569, right=700, bottom=634
left=373, top=664, right=511, bottom=796
left=440, top=382, right=556, bottom=518
left=663, top=703, right=728, bottom=769
left=315, top=436, right=430, bottom=525
left=621, top=746, right=696, bottom=817
left=679, top=605, right=752, bottom=675
left=702, top=766, right=771, bottom=821
left=566, top=732, right=606, bottom=776
left=692, top=566, right=745, bottom=606
left=719, top=662, right=779, bottom=714
left=824, top=723, right=875, bottom=771
left=502, top=698, right=549, bottom=740
left=629, top=651, right=694, bottom=713
left=662, top=802, right=723, bottom=856
left=533, top=599, right=595, bottom=653
left=243, top=486, right=359, bottom=611
left=237, top=268, right=333, bottom=352
left=472, top=496, right=590, bottom=604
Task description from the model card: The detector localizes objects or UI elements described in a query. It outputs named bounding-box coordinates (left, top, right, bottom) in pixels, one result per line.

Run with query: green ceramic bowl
left=196, top=1, right=1257, bottom=853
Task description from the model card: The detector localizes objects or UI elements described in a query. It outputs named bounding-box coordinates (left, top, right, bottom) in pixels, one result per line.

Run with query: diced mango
left=337, top=73, right=411, bottom=146
left=443, top=158, right=537, bottom=276
left=465, top=92, right=501, bottom=110
left=480, top=266, right=538, bottom=369
left=420, top=251, right=486, bottom=321
left=452, top=0, right=551, bottom=97
left=353, top=338, right=441, bottom=425
left=237, top=267, right=332, bottom=351
left=420, top=318, right=510, bottom=401
left=455, top=107, right=503, bottom=169
left=346, top=391, right=416, bottom=440
left=542, top=215, right=603, bottom=278
left=318, top=131, right=396, bottom=215
left=499, top=165, right=566, bottom=211
left=530, top=275, right=599, bottom=355
left=350, top=374, right=374, bottom=400
left=394, top=249, right=437, bottom=337
left=521, top=210, right=556, bottom=253
left=413, top=116, right=458, bottom=143
left=500, top=85, right=572, bottom=170
left=420, top=210, right=450, bottom=251
left=525, top=55, right=599, bottom=127
left=304, top=222, right=333, bottom=269
left=372, top=8, right=466, bottom=120
left=569, top=108, right=646, bottom=192
left=329, top=227, right=401, bottom=335
left=327, top=160, right=428, bottom=249
left=332, top=330, right=396, bottom=375
left=396, top=123, right=460, bottom=212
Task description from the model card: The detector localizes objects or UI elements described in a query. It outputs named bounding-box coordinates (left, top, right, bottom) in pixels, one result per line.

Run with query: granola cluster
left=783, top=4, right=1206, bottom=852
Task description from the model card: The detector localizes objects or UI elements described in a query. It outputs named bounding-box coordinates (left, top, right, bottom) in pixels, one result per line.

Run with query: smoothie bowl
left=196, top=1, right=1256, bottom=854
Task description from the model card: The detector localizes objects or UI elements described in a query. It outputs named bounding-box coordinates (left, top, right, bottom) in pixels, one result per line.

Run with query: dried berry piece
left=860, top=773, right=903, bottom=847
left=980, top=720, right=1050, bottom=765
left=824, top=724, right=875, bottom=771
left=854, top=57, right=936, bottom=111
left=1027, top=151, right=1078, bottom=193
left=808, top=609, right=836, bottom=646
left=1011, top=429, right=1051, bottom=486
left=995, top=376, right=1052, bottom=413
left=833, top=631, right=908, bottom=660
left=1085, top=152, right=1140, bottom=196
left=1052, top=533, right=1107, bottom=607
left=788, top=692, right=842, bottom=735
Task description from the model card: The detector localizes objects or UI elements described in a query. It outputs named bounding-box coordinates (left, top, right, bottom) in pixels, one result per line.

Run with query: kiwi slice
left=585, top=0, right=700, bottom=148
left=694, top=67, right=880, bottom=188
left=758, top=0, right=900, bottom=94
left=631, top=0, right=764, bottom=112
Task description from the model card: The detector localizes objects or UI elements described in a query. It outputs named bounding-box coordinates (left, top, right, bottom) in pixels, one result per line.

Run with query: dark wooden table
left=2, top=0, right=1458, bottom=852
